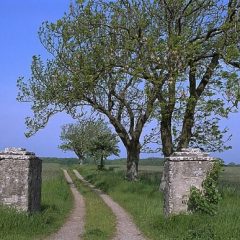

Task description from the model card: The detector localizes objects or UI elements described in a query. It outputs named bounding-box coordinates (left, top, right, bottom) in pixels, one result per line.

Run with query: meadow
left=1, top=158, right=240, bottom=240
left=75, top=164, right=240, bottom=240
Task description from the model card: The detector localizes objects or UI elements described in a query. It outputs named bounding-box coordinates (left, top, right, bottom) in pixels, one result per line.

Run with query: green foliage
left=17, top=0, right=240, bottom=175
left=17, top=0, right=161, bottom=164
left=59, top=119, right=119, bottom=166
left=88, top=122, right=119, bottom=169
left=188, top=160, right=223, bottom=215
left=59, top=119, right=99, bottom=162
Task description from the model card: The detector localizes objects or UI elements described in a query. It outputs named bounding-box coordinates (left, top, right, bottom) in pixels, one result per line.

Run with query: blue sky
left=0, top=1, right=239, bottom=163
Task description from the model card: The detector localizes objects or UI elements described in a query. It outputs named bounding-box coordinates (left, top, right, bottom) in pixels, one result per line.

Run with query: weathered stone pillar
left=163, top=148, right=215, bottom=216
left=0, top=148, right=42, bottom=212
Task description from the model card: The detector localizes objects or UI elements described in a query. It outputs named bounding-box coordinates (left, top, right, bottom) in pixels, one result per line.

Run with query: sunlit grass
left=76, top=165, right=240, bottom=240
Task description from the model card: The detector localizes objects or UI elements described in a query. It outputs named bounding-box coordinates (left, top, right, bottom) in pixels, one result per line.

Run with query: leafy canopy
left=59, top=119, right=119, bottom=162
left=17, top=0, right=240, bottom=157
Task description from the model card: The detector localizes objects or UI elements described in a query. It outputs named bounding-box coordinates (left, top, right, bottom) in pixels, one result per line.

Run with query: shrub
left=188, top=160, right=223, bottom=215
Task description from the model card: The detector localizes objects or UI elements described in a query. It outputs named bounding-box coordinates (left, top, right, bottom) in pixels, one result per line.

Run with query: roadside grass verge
left=69, top=170, right=116, bottom=240
left=76, top=165, right=240, bottom=240
left=0, top=163, right=73, bottom=240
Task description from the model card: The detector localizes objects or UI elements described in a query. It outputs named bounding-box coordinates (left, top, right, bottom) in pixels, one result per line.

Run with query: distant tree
left=89, top=123, right=120, bottom=170
left=59, top=119, right=119, bottom=167
left=228, top=162, right=236, bottom=166
left=59, top=120, right=98, bottom=164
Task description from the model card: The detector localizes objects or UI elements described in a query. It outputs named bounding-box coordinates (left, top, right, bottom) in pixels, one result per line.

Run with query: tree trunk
left=159, top=115, right=174, bottom=191
left=161, top=115, right=174, bottom=158
left=177, top=99, right=196, bottom=150
left=75, top=151, right=84, bottom=165
left=126, top=142, right=141, bottom=181
left=98, top=154, right=104, bottom=170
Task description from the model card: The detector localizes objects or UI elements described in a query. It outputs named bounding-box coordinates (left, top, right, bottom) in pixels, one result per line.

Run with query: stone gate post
left=0, top=148, right=42, bottom=212
left=163, top=148, right=215, bottom=216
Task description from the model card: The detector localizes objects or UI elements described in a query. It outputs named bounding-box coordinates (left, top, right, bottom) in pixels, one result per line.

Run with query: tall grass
left=0, top=163, right=73, bottom=240
left=76, top=165, right=240, bottom=240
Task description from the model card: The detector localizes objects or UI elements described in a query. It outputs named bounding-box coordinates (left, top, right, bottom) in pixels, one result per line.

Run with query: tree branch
left=196, top=54, right=219, bottom=97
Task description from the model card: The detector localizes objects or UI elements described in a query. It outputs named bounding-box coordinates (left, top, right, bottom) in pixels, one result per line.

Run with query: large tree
left=18, top=0, right=240, bottom=180
left=153, top=0, right=240, bottom=157
left=17, top=0, right=161, bottom=180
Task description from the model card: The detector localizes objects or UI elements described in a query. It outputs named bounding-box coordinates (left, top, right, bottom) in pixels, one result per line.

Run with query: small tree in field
left=59, top=120, right=97, bottom=164
left=59, top=119, right=119, bottom=167
left=89, top=129, right=120, bottom=170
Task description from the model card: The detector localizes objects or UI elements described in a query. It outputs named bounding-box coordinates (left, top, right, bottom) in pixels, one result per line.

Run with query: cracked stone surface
left=0, top=147, right=41, bottom=212
left=163, top=148, right=215, bottom=216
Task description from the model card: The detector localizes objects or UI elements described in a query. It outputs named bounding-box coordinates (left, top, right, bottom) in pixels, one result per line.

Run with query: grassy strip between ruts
left=0, top=163, right=73, bottom=240
left=76, top=165, right=240, bottom=240
left=69, top=170, right=116, bottom=240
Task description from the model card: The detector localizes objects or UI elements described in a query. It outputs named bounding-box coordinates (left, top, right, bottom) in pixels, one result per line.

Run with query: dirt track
left=73, top=169, right=146, bottom=240
left=46, top=169, right=85, bottom=240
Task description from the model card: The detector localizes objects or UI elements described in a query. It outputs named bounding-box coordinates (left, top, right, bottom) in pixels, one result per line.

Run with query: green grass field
left=0, top=163, right=73, bottom=240
left=1, top=159, right=240, bottom=240
left=76, top=165, right=240, bottom=240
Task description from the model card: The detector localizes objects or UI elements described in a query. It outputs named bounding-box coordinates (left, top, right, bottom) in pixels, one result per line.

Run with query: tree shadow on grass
left=41, top=203, right=59, bottom=212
